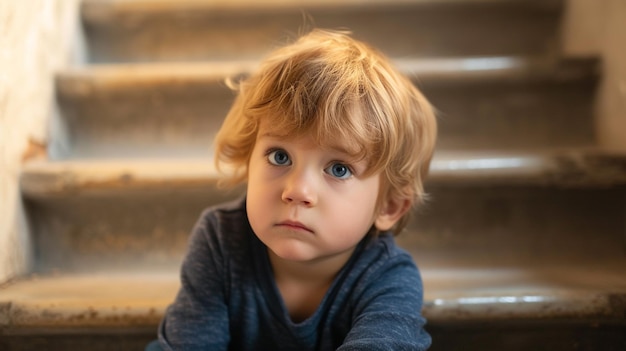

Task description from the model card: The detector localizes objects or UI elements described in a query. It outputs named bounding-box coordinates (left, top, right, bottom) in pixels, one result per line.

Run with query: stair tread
left=21, top=149, right=626, bottom=198
left=0, top=273, right=177, bottom=329
left=421, top=262, right=626, bottom=322
left=21, top=159, right=219, bottom=198
left=1, top=261, right=623, bottom=329
left=430, top=149, right=626, bottom=185
left=58, top=57, right=597, bottom=94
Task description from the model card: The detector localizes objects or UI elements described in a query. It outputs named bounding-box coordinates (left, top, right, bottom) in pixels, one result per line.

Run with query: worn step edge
left=57, top=61, right=259, bottom=94
left=20, top=149, right=626, bottom=199
left=430, top=149, right=626, bottom=186
left=1, top=264, right=624, bottom=329
left=57, top=57, right=598, bottom=97
left=81, top=0, right=562, bottom=19
left=0, top=273, right=176, bottom=329
left=20, top=159, right=221, bottom=198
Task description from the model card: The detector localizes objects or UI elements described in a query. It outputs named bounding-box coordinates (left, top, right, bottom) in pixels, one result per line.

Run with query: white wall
left=0, top=0, right=81, bottom=283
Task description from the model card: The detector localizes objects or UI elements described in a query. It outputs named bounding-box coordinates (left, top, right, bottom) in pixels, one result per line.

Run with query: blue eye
left=325, top=163, right=352, bottom=179
left=267, top=149, right=291, bottom=166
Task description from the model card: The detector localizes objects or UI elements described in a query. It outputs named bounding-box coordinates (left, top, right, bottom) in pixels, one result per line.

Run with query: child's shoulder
left=197, top=195, right=247, bottom=225
left=343, top=234, right=423, bottom=303
left=186, top=196, right=259, bottom=266
left=193, top=195, right=252, bottom=244
left=352, top=233, right=419, bottom=278
left=201, top=195, right=245, bottom=215
left=365, top=233, right=413, bottom=262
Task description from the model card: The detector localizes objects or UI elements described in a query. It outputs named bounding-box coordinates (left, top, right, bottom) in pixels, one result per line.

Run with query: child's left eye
left=325, top=163, right=352, bottom=179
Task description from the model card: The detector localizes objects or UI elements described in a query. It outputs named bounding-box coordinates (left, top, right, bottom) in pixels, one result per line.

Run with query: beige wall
left=0, top=0, right=81, bottom=283
left=596, top=0, right=626, bottom=151
left=563, top=0, right=626, bottom=151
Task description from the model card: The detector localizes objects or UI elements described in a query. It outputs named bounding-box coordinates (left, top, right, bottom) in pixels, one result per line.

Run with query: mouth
left=276, top=220, right=314, bottom=233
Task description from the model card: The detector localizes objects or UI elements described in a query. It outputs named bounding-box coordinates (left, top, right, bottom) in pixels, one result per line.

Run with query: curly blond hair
left=215, top=29, right=437, bottom=234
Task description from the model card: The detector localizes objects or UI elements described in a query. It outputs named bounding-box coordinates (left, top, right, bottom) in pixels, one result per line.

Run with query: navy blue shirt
left=158, top=198, right=430, bottom=350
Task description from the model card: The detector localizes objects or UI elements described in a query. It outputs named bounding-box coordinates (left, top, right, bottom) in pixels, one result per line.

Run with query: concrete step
left=1, top=263, right=624, bottom=350
left=52, top=57, right=598, bottom=160
left=19, top=149, right=626, bottom=274
left=80, top=0, right=564, bottom=63
left=21, top=150, right=626, bottom=198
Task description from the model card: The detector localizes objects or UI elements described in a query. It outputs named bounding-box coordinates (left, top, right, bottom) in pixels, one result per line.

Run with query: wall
left=0, top=0, right=81, bottom=283
left=596, top=0, right=626, bottom=151
left=563, top=0, right=626, bottom=151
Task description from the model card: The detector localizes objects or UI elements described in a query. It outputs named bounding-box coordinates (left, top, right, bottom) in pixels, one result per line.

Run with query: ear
left=374, top=196, right=412, bottom=231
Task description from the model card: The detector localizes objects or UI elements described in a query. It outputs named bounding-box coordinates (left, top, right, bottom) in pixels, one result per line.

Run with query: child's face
left=246, top=122, right=381, bottom=263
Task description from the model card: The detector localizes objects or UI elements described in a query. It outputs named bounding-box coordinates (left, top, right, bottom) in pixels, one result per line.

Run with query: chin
left=268, top=243, right=318, bottom=262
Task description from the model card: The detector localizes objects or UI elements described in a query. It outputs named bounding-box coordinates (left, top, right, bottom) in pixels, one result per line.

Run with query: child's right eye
left=267, top=149, right=291, bottom=166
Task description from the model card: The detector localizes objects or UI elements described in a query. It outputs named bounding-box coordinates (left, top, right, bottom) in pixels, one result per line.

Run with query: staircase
left=2, top=0, right=626, bottom=350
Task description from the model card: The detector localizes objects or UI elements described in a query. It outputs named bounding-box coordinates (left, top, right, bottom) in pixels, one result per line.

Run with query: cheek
left=246, top=182, right=272, bottom=237
left=328, top=184, right=379, bottom=231
left=247, top=153, right=269, bottom=191
left=246, top=157, right=268, bottom=222
left=247, top=164, right=279, bottom=200
left=325, top=205, right=377, bottom=248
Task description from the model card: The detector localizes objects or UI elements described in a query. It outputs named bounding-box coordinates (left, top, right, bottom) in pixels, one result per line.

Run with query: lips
left=276, top=220, right=314, bottom=233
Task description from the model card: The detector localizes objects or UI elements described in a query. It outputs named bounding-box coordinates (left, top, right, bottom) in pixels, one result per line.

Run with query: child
left=154, top=29, right=437, bottom=350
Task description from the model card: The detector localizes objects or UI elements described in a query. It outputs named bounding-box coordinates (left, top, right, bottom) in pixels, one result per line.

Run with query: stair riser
left=56, top=80, right=233, bottom=159
left=2, top=321, right=625, bottom=351
left=426, top=322, right=626, bottom=351
left=402, top=185, right=626, bottom=263
left=25, top=186, right=625, bottom=274
left=55, top=77, right=596, bottom=160
left=0, top=329, right=155, bottom=351
left=25, top=187, right=242, bottom=274
left=83, top=2, right=562, bottom=63
left=427, top=80, right=596, bottom=150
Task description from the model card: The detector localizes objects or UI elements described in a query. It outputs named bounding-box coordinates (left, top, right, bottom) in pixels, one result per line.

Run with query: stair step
left=430, top=149, right=626, bottom=186
left=20, top=159, right=221, bottom=198
left=53, top=57, right=598, bottom=160
left=22, top=150, right=626, bottom=199
left=81, top=0, right=564, bottom=63
left=1, top=264, right=624, bottom=331
left=0, top=273, right=176, bottom=329
left=22, top=183, right=624, bottom=273
left=19, top=150, right=626, bottom=274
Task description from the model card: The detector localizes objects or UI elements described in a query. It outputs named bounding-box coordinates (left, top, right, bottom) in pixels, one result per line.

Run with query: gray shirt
left=158, top=197, right=431, bottom=350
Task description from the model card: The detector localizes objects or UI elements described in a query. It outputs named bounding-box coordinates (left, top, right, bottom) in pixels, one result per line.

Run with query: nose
left=281, top=167, right=317, bottom=207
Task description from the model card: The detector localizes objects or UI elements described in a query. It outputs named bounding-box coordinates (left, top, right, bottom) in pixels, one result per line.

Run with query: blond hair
left=215, top=29, right=437, bottom=234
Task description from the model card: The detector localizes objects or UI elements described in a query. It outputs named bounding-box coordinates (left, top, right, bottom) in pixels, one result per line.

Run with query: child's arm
left=338, top=256, right=431, bottom=350
left=157, top=214, right=231, bottom=350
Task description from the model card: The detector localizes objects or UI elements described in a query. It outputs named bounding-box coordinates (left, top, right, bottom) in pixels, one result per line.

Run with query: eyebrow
left=259, top=131, right=288, bottom=139
left=326, top=143, right=359, bottom=158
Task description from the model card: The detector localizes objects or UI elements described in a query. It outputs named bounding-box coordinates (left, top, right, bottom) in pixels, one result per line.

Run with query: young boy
left=154, top=29, right=437, bottom=350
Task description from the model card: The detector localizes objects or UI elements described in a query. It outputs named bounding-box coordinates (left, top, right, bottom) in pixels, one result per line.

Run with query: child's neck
left=268, top=247, right=356, bottom=322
